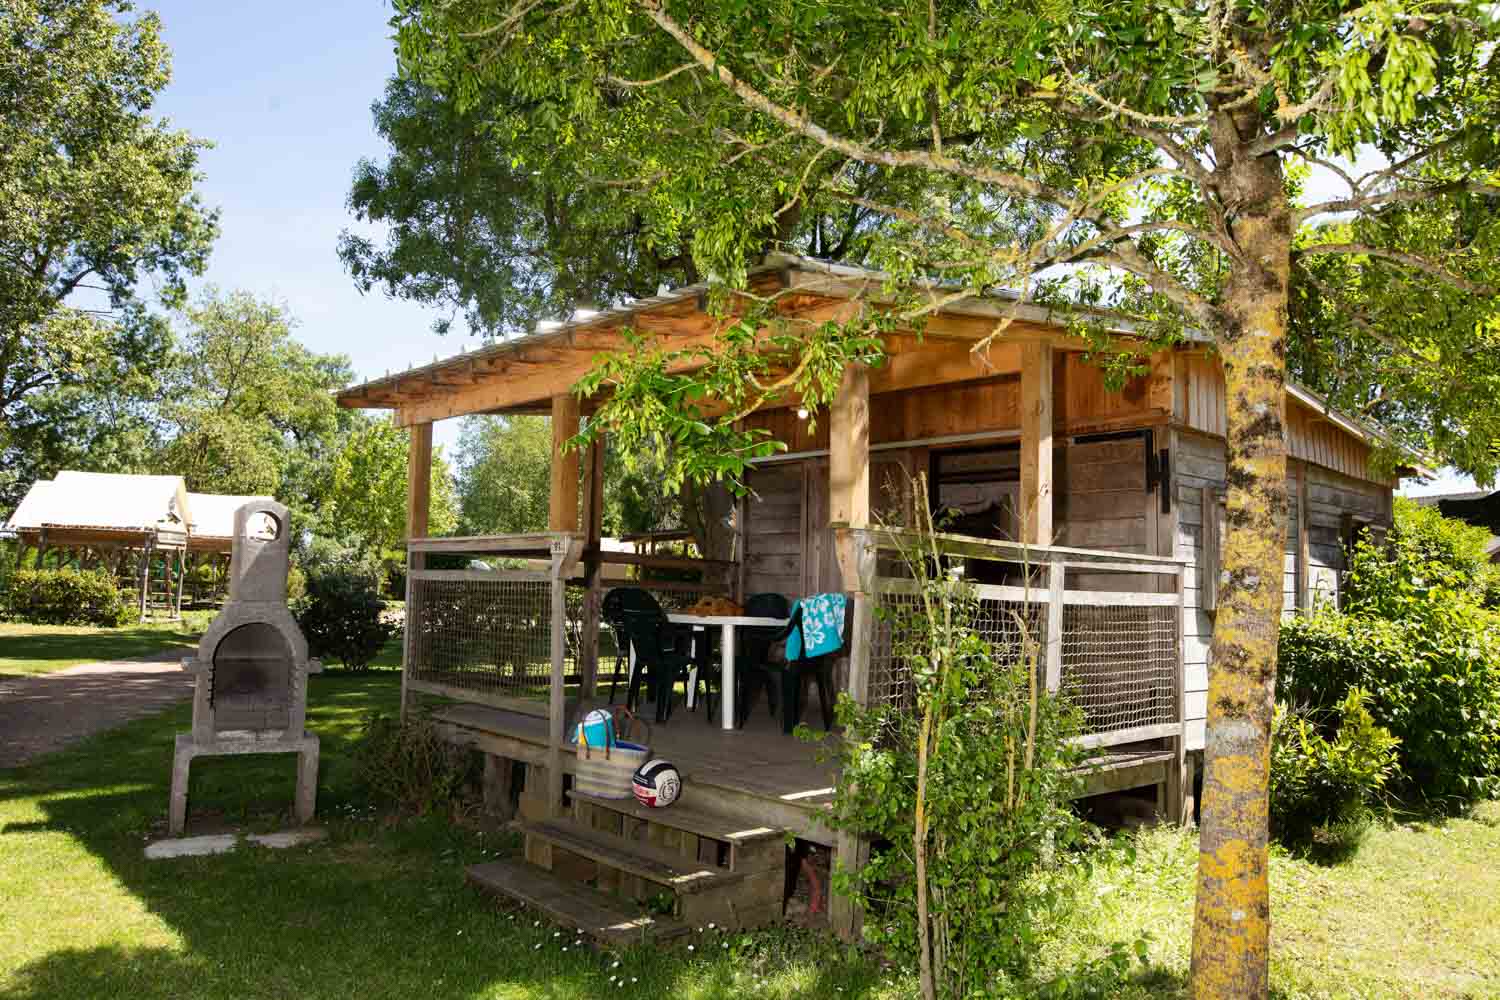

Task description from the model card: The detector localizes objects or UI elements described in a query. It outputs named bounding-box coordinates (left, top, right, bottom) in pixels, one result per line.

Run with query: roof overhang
left=335, top=254, right=1425, bottom=477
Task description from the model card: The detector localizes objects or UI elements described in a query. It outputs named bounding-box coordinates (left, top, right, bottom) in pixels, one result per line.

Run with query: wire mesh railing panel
left=869, top=589, right=919, bottom=710
left=1061, top=603, right=1178, bottom=736
left=407, top=574, right=554, bottom=701
left=869, top=589, right=1049, bottom=711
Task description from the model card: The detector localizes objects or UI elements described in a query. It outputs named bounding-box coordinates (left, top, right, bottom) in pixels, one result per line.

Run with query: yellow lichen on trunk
left=1191, top=113, right=1292, bottom=1000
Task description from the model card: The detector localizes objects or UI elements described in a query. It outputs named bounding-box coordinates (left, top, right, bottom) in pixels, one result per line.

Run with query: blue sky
left=144, top=0, right=473, bottom=450
left=138, top=1, right=1474, bottom=495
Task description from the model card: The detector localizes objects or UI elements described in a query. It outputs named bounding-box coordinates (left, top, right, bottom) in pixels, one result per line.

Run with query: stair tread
left=524, top=819, right=746, bottom=894
left=569, top=790, right=785, bottom=845
left=466, top=859, right=690, bottom=947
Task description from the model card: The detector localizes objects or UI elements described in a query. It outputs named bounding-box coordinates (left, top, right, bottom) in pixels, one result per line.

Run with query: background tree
left=394, top=2, right=1500, bottom=994
left=455, top=413, right=682, bottom=537
left=0, top=305, right=171, bottom=509
left=324, top=416, right=458, bottom=554
left=0, top=0, right=216, bottom=479
left=342, top=73, right=912, bottom=337
left=154, top=289, right=352, bottom=497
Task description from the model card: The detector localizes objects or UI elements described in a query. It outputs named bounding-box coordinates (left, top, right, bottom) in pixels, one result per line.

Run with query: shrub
left=828, top=501, right=1086, bottom=998
left=1280, top=606, right=1500, bottom=807
left=1270, top=689, right=1399, bottom=860
left=1345, top=496, right=1497, bottom=616
left=1, top=568, right=134, bottom=626
left=294, top=562, right=395, bottom=671
left=353, top=712, right=477, bottom=814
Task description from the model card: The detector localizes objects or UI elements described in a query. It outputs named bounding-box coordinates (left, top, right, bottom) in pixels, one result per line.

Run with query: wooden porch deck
left=430, top=701, right=841, bottom=844
left=429, top=698, right=1178, bottom=849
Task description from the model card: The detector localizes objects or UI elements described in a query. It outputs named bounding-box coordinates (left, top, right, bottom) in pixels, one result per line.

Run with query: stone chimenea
left=168, top=500, right=321, bottom=835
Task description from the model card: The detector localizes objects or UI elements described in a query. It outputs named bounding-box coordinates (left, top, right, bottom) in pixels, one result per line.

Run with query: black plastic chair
left=771, top=595, right=851, bottom=734
left=617, top=602, right=717, bottom=723
left=601, top=587, right=652, bottom=707
left=734, top=593, right=792, bottom=728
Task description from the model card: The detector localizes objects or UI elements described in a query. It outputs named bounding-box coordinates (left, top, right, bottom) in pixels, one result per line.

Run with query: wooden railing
left=843, top=527, right=1189, bottom=751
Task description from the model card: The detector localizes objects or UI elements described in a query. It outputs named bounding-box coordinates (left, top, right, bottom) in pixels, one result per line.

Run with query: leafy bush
left=1345, top=496, right=1497, bottom=616
left=285, top=564, right=306, bottom=604
left=1270, top=689, right=1399, bottom=860
left=828, top=507, right=1086, bottom=998
left=294, top=560, right=395, bottom=671
left=1280, top=606, right=1500, bottom=807
left=353, top=712, right=477, bottom=814
left=1, top=568, right=134, bottom=626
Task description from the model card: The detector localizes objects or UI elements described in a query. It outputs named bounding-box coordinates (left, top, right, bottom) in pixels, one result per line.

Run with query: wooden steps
left=466, top=859, right=690, bottom=948
left=467, top=763, right=792, bottom=939
left=523, top=819, right=747, bottom=895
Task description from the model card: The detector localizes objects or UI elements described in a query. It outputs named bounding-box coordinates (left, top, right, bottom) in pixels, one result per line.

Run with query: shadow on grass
left=0, top=670, right=1209, bottom=1000
left=0, top=673, right=893, bottom=999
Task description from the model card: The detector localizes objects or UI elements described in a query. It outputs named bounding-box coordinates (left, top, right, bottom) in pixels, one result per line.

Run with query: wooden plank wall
left=741, top=355, right=1160, bottom=454
left=1054, top=437, right=1149, bottom=553
left=1171, top=429, right=1222, bottom=751
left=1287, top=403, right=1379, bottom=484
left=741, top=465, right=804, bottom=598
left=1056, top=353, right=1155, bottom=431
left=1173, top=427, right=1393, bottom=751
left=1178, top=356, right=1387, bottom=487
left=1304, top=462, right=1389, bottom=605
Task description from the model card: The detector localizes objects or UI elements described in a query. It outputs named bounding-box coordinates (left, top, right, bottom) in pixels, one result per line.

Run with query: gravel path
left=0, top=649, right=195, bottom=769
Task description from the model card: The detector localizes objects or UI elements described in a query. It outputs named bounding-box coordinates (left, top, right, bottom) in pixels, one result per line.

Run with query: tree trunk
left=1191, top=113, right=1292, bottom=1000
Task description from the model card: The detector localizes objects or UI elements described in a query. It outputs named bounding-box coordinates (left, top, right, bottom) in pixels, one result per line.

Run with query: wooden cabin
left=335, top=253, right=1413, bottom=942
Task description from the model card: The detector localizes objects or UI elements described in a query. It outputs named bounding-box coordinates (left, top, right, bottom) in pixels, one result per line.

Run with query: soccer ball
left=573, top=709, right=616, bottom=750
left=632, top=758, right=681, bottom=808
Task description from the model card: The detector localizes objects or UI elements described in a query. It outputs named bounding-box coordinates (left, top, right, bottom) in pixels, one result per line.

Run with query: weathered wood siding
left=1177, top=355, right=1386, bottom=486
left=1172, top=429, right=1221, bottom=751
left=741, top=464, right=805, bottom=599
left=1303, top=462, right=1391, bottom=604
left=744, top=378, right=1022, bottom=453
left=742, top=353, right=1162, bottom=454
left=1172, top=426, right=1393, bottom=751
left=1056, top=437, right=1150, bottom=552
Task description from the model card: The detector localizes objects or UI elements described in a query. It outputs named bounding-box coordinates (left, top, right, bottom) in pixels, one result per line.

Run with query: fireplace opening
left=211, top=622, right=293, bottom=732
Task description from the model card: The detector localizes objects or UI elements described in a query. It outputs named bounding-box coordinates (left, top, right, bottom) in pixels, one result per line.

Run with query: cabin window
left=927, top=444, right=1021, bottom=540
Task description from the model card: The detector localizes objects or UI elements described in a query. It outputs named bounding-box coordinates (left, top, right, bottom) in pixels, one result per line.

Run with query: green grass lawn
left=1, top=641, right=1497, bottom=998
left=0, top=613, right=216, bottom=676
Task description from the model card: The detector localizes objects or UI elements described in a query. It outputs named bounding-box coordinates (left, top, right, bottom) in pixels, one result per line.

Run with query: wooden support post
left=579, top=433, right=606, bottom=698
left=1044, top=556, right=1065, bottom=693
left=830, top=365, right=871, bottom=533
left=829, top=365, right=872, bottom=941
left=830, top=527, right=876, bottom=942
left=173, top=549, right=186, bottom=619
left=34, top=528, right=47, bottom=569
left=548, top=394, right=581, bottom=533
left=404, top=420, right=434, bottom=723
left=1166, top=564, right=1191, bottom=823
left=138, top=534, right=153, bottom=620
left=547, top=538, right=569, bottom=819
left=1020, top=342, right=1054, bottom=545
left=1296, top=463, right=1311, bottom=614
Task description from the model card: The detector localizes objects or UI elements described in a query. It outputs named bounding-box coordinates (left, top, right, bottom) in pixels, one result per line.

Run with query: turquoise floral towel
left=786, top=592, right=847, bottom=661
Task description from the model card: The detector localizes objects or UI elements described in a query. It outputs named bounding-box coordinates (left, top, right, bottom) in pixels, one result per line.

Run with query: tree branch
left=603, top=61, right=699, bottom=88
left=638, top=1, right=1076, bottom=211
left=1293, top=243, right=1498, bottom=296
left=1295, top=181, right=1500, bottom=224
